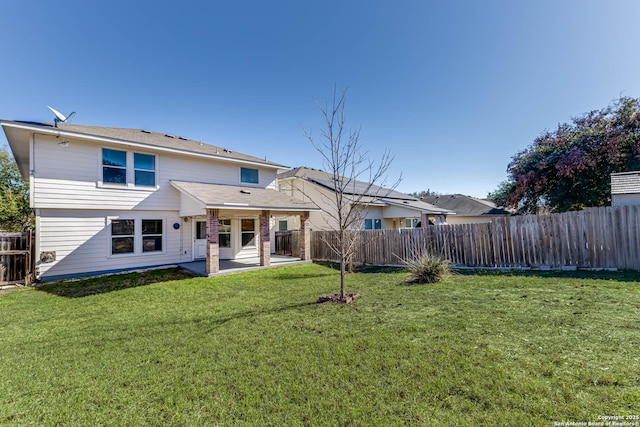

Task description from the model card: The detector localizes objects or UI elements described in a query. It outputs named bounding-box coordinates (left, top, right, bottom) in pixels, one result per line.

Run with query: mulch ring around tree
left=317, top=292, right=362, bottom=304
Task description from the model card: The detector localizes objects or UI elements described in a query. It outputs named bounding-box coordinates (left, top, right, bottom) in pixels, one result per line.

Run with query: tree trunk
left=339, top=257, right=346, bottom=300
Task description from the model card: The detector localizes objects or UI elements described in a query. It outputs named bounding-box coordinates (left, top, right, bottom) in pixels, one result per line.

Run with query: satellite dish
left=47, top=105, right=76, bottom=127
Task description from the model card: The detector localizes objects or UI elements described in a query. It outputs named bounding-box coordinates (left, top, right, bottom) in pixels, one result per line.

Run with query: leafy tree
left=305, top=87, right=396, bottom=303
left=0, top=146, right=31, bottom=231
left=495, top=97, right=640, bottom=214
left=408, top=189, right=439, bottom=199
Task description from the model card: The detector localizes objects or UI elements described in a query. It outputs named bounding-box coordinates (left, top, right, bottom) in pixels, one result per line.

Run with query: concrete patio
left=179, top=255, right=311, bottom=277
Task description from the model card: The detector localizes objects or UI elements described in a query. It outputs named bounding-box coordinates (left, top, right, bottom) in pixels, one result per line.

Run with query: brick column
left=300, top=211, right=311, bottom=260
left=206, top=209, right=219, bottom=274
left=259, top=211, right=271, bottom=266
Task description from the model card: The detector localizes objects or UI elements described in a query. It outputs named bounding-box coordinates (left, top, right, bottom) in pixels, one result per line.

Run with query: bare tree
left=305, top=87, right=398, bottom=302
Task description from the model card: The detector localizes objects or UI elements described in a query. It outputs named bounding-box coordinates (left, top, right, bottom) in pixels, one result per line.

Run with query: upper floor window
left=134, top=153, right=156, bottom=187
left=240, top=167, right=259, bottom=184
left=101, top=148, right=157, bottom=188
left=102, top=149, right=127, bottom=185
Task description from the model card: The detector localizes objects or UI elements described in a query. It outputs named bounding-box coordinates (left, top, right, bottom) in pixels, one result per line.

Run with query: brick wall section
left=300, top=211, right=311, bottom=260
left=260, top=210, right=271, bottom=266
left=206, top=208, right=219, bottom=274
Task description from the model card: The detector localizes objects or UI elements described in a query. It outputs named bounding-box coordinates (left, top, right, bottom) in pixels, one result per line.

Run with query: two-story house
left=276, top=166, right=453, bottom=231
left=1, top=120, right=316, bottom=281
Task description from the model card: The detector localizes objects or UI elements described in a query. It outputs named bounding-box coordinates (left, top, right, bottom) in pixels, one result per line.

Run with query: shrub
left=402, top=253, right=451, bottom=284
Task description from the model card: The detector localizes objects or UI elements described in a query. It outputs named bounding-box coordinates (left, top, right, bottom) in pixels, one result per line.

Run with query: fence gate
left=275, top=231, right=293, bottom=255
left=0, top=231, right=35, bottom=286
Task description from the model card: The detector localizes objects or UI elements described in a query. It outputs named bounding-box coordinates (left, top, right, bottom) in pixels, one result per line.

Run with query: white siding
left=381, top=205, right=420, bottom=219
left=37, top=209, right=188, bottom=280
left=612, top=193, right=640, bottom=207
left=32, top=134, right=278, bottom=211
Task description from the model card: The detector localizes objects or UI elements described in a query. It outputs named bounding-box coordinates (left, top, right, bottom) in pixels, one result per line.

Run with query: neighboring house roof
left=611, top=171, right=640, bottom=195
left=1, top=120, right=285, bottom=178
left=422, top=194, right=511, bottom=216
left=278, top=166, right=453, bottom=215
left=170, top=181, right=319, bottom=212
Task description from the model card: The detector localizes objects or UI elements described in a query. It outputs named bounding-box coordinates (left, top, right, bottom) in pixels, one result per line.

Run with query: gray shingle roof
left=422, top=194, right=511, bottom=216
left=170, top=181, right=318, bottom=212
left=2, top=120, right=285, bottom=168
left=278, top=166, right=410, bottom=200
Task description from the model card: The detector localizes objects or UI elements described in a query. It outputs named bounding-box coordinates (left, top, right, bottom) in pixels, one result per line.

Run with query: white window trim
left=98, top=147, right=160, bottom=190
left=107, top=217, right=167, bottom=258
left=240, top=217, right=257, bottom=248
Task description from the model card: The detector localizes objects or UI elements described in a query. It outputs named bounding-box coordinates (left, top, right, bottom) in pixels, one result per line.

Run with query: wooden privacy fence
left=310, top=205, right=640, bottom=271
left=0, top=231, right=35, bottom=286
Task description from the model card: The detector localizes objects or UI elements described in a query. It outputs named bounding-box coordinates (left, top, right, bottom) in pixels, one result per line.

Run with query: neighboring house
left=421, top=194, right=511, bottom=224
left=611, top=171, right=640, bottom=206
left=1, top=120, right=316, bottom=281
left=276, top=167, right=453, bottom=231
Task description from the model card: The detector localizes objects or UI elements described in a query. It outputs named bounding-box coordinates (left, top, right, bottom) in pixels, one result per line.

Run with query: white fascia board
left=1, top=121, right=284, bottom=170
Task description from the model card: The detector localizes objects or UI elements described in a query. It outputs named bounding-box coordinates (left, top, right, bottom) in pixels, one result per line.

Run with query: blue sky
left=2, top=1, right=640, bottom=197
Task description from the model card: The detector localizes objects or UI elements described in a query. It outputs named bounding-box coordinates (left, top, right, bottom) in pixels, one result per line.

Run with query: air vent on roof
left=179, top=136, right=187, bottom=140
left=141, top=129, right=151, bottom=134
left=165, top=134, right=175, bottom=138
left=240, top=190, right=251, bottom=194
left=223, top=148, right=232, bottom=153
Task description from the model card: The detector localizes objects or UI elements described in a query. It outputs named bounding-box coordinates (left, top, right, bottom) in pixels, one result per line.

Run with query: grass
left=0, top=264, right=639, bottom=425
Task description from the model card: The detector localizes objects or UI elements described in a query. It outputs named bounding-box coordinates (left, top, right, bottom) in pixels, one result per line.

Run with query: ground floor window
left=241, top=219, right=256, bottom=247
left=405, top=218, right=419, bottom=228
left=278, top=220, right=288, bottom=231
left=110, top=218, right=164, bottom=255
left=142, top=220, right=163, bottom=252
left=365, top=218, right=382, bottom=230
left=219, top=219, right=231, bottom=248
left=111, top=219, right=135, bottom=254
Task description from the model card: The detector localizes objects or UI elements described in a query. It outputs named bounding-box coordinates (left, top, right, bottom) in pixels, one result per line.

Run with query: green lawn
left=1, top=264, right=639, bottom=426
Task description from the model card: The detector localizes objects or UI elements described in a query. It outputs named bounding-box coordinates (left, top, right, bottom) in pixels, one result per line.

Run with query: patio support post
left=259, top=210, right=271, bottom=266
left=206, top=208, right=219, bottom=274
left=300, top=211, right=311, bottom=260
left=421, top=213, right=429, bottom=229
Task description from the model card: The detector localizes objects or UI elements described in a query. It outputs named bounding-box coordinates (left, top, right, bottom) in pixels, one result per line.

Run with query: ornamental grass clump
left=402, top=253, right=452, bottom=284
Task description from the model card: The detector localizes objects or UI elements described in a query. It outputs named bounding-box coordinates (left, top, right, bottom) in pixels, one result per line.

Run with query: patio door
left=194, top=219, right=233, bottom=260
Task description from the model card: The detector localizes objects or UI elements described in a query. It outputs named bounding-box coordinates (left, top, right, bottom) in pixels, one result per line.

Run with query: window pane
left=142, top=236, right=162, bottom=252
left=242, top=232, right=255, bottom=247
left=112, top=237, right=134, bottom=254
left=278, top=220, right=287, bottom=231
left=374, top=219, right=382, bottom=229
left=364, top=219, right=372, bottom=230
left=103, top=149, right=126, bottom=167
left=103, top=167, right=127, bottom=184
left=134, top=153, right=155, bottom=171
left=196, top=222, right=206, bottom=240
left=142, top=220, right=162, bottom=235
left=240, top=167, right=259, bottom=184
left=218, top=219, right=231, bottom=233
left=135, top=170, right=155, bottom=186
left=241, top=219, right=255, bottom=232
left=219, top=233, right=231, bottom=248
left=112, top=220, right=135, bottom=236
